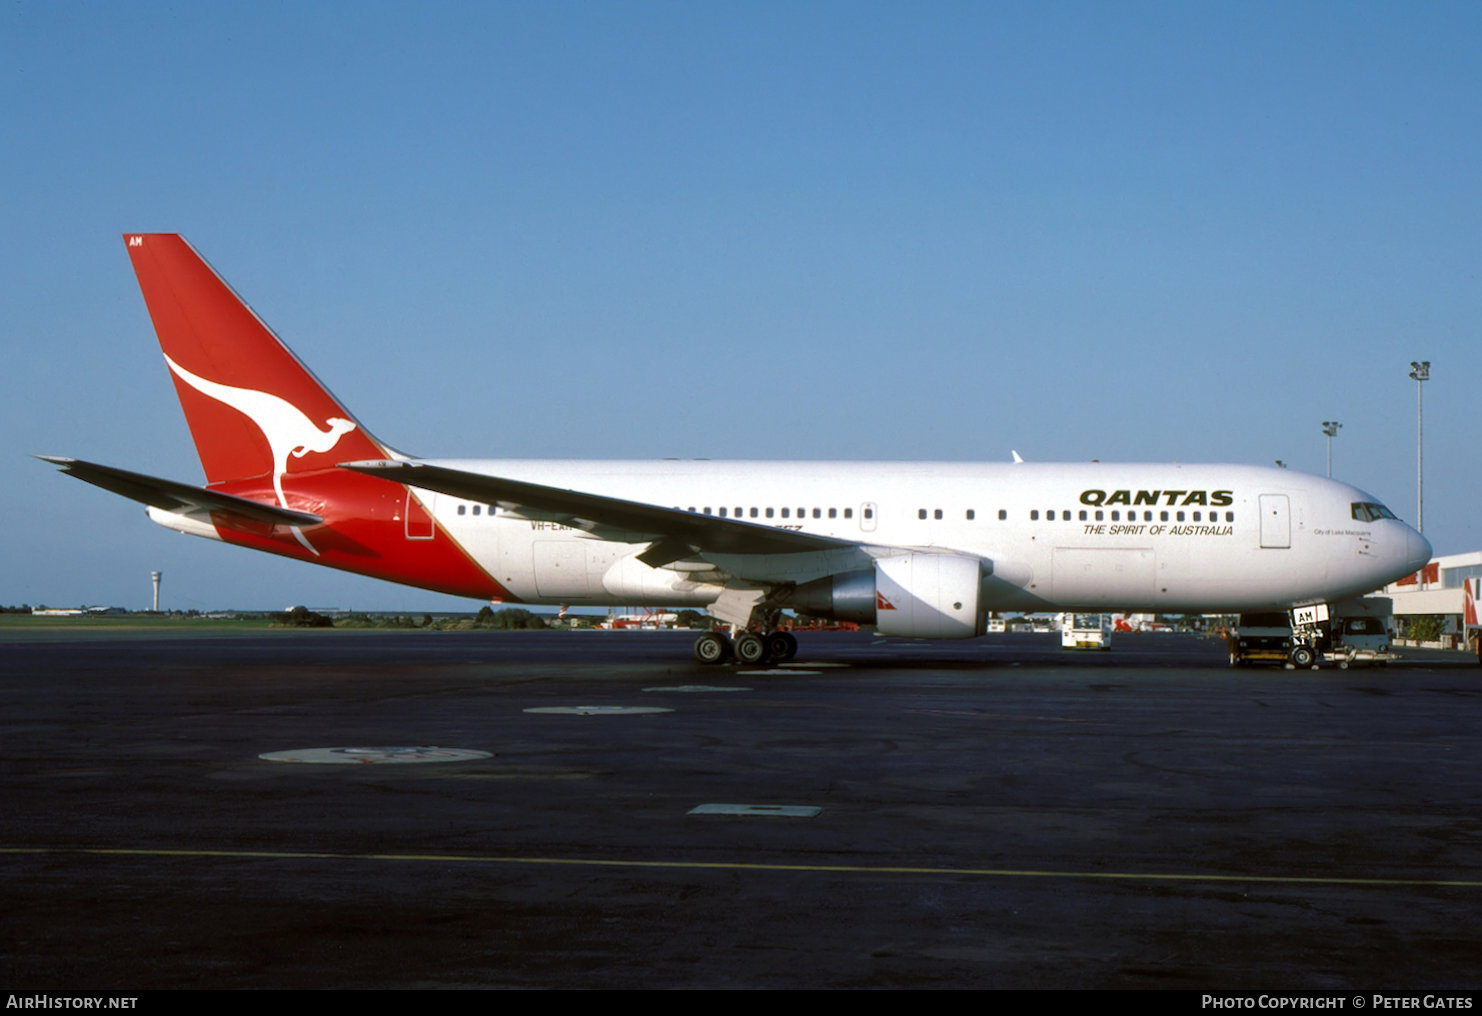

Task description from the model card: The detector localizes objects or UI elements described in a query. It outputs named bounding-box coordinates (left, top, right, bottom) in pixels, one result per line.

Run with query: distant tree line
left=474, top=606, right=547, bottom=629
left=275, top=606, right=335, bottom=627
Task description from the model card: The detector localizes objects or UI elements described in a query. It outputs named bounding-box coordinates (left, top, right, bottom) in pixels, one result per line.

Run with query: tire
left=734, top=632, right=768, bottom=666
left=765, top=630, right=798, bottom=663
left=693, top=631, right=731, bottom=665
left=1290, top=646, right=1315, bottom=668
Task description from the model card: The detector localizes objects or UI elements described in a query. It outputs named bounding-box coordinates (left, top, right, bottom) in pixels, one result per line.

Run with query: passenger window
left=998, top=509, right=1007, bottom=520
left=919, top=509, right=927, bottom=519
left=844, top=508, right=853, bottom=519
left=781, top=508, right=790, bottom=519
left=828, top=508, right=837, bottom=519
left=765, top=508, right=774, bottom=518
left=472, top=505, right=481, bottom=516
left=457, top=505, right=466, bottom=516
left=1030, top=510, right=1039, bottom=520
left=1095, top=511, right=1103, bottom=521
left=934, top=509, right=942, bottom=520
left=813, top=508, right=821, bottom=519
left=966, top=509, right=975, bottom=520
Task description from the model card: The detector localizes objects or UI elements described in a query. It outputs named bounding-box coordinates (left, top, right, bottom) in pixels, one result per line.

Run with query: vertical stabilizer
left=123, top=234, right=389, bottom=492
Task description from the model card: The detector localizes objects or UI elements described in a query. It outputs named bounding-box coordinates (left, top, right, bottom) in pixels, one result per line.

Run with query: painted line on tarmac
left=259, top=746, right=492, bottom=764
left=3, top=846, right=1480, bottom=889
left=688, top=804, right=821, bottom=817
left=523, top=705, right=674, bottom=715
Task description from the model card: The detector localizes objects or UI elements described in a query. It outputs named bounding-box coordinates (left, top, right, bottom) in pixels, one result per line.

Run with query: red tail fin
left=123, top=234, right=389, bottom=494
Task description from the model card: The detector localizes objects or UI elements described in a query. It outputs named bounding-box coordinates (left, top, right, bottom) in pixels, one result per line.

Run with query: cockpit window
left=1351, top=502, right=1398, bottom=522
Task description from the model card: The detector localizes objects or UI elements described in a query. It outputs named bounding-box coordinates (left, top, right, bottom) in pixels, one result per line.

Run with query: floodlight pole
left=1321, top=421, right=1341, bottom=478
left=1409, top=361, right=1429, bottom=533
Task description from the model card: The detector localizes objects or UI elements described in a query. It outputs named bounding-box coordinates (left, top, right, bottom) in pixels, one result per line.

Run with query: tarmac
left=1, top=626, right=1479, bottom=988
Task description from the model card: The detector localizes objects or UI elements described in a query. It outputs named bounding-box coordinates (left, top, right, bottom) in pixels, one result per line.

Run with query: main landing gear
left=692, top=629, right=798, bottom=666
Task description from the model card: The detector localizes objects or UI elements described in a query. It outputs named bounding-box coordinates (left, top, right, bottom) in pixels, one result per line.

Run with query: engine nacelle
left=875, top=552, right=985, bottom=638
left=791, top=552, right=986, bottom=639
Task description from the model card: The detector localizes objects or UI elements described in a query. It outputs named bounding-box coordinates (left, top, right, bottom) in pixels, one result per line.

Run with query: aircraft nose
left=1403, top=527, right=1432, bottom=575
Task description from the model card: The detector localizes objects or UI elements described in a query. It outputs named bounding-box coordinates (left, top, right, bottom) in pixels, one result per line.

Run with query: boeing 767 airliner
left=42, top=235, right=1431, bottom=664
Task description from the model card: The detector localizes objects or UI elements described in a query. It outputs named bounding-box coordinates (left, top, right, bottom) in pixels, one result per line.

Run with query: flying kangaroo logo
left=163, top=354, right=356, bottom=554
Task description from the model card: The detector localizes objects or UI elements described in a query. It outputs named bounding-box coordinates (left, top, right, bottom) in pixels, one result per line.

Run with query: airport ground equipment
left=1291, top=598, right=1400, bottom=669
left=1228, top=612, right=1301, bottom=667
left=1060, top=613, right=1112, bottom=650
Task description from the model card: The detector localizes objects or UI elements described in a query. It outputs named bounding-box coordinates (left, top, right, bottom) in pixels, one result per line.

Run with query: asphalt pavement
left=1, top=627, right=1478, bottom=988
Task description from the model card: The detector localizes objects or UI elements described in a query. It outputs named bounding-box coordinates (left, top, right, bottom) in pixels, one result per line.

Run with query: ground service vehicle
left=1292, top=598, right=1399, bottom=669
left=1061, top=613, right=1112, bottom=650
left=1229, top=612, right=1304, bottom=667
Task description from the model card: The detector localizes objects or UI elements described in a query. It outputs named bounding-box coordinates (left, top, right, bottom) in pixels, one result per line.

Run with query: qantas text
left=1080, top=489, right=1234, bottom=507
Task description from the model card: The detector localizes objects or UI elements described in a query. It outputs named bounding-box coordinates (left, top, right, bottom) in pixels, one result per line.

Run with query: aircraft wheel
left=693, top=631, right=731, bottom=665
left=734, top=631, right=768, bottom=666
left=765, top=630, right=798, bottom=663
left=1290, top=646, right=1315, bottom=668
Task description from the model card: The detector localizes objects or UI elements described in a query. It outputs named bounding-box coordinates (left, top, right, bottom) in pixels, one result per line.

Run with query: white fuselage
left=414, top=459, right=1430, bottom=614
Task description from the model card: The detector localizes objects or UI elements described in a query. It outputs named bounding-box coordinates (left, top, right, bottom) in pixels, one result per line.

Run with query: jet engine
left=791, top=551, right=986, bottom=638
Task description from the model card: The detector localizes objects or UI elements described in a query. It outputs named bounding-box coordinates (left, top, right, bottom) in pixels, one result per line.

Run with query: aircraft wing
left=38, top=456, right=324, bottom=528
left=340, top=459, right=854, bottom=565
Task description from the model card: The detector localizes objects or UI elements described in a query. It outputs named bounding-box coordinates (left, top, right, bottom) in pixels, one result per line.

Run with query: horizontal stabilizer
left=38, top=457, right=323, bottom=528
left=340, top=459, right=851, bottom=557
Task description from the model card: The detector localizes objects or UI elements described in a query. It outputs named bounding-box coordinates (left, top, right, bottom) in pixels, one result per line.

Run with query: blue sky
left=4, top=1, right=1477, bottom=612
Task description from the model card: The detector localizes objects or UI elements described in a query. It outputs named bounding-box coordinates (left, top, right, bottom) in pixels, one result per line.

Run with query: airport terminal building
left=1383, top=549, right=1482, bottom=646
